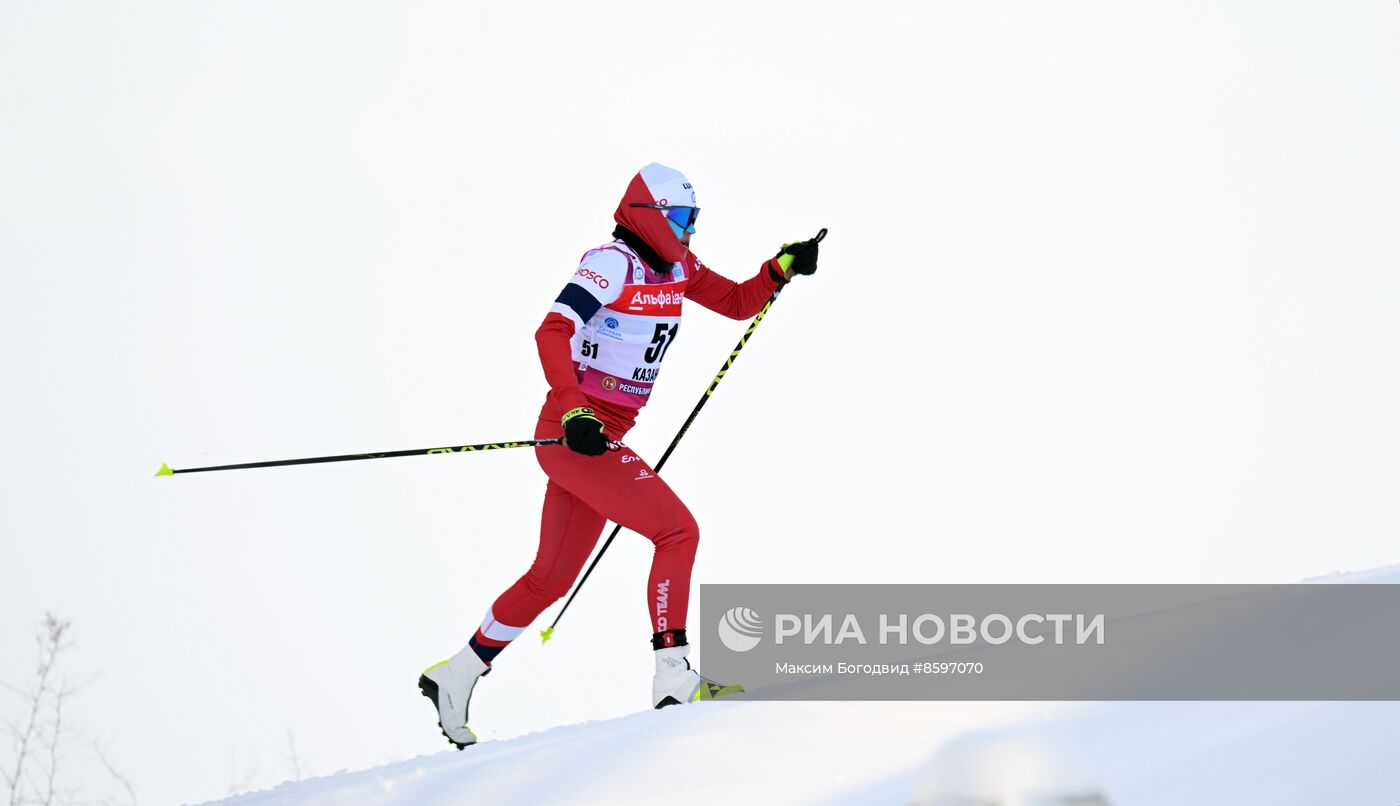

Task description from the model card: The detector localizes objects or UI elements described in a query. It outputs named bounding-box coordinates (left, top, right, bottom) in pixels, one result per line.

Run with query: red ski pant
left=485, top=417, right=699, bottom=636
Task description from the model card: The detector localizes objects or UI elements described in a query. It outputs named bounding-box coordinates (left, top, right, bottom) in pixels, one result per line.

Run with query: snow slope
left=212, top=701, right=1058, bottom=805
left=213, top=566, right=1400, bottom=805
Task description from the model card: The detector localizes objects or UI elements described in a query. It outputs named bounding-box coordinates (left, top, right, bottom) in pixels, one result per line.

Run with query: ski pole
left=155, top=438, right=563, bottom=476
left=540, top=227, right=827, bottom=644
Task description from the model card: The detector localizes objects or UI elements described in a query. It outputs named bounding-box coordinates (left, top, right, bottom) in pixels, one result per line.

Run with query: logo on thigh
left=610, top=445, right=652, bottom=479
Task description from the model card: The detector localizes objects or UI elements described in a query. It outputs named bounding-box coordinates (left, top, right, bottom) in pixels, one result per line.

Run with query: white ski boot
left=419, top=645, right=490, bottom=748
left=652, top=644, right=744, bottom=708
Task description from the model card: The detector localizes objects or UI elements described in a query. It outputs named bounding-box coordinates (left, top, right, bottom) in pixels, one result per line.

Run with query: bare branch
left=93, top=744, right=136, bottom=806
left=281, top=730, right=307, bottom=783
left=226, top=752, right=260, bottom=797
left=8, top=637, right=50, bottom=806
left=41, top=681, right=68, bottom=806
left=4, top=613, right=72, bottom=806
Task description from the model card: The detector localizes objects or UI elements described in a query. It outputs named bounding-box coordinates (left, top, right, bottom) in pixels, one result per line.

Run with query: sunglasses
left=630, top=203, right=700, bottom=231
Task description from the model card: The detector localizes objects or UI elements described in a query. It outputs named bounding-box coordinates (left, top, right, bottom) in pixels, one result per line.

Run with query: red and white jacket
left=536, top=167, right=783, bottom=436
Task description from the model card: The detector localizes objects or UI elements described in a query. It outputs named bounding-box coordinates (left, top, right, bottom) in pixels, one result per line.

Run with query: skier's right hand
left=561, top=407, right=609, bottom=456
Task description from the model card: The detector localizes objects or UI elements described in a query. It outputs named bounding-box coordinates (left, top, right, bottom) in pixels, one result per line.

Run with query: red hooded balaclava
left=614, top=163, right=698, bottom=269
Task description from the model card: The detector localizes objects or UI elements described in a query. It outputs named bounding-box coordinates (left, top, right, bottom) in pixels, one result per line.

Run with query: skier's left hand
left=771, top=235, right=821, bottom=282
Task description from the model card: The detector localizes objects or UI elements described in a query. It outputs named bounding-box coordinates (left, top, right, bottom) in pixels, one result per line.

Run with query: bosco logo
left=575, top=268, right=609, bottom=289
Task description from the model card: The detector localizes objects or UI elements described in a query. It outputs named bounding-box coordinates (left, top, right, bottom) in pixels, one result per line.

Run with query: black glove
left=562, top=407, right=608, bottom=456
left=770, top=228, right=826, bottom=283
left=781, top=236, right=820, bottom=277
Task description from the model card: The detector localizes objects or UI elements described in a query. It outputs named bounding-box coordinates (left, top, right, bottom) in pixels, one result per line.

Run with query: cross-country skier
left=419, top=163, right=820, bottom=748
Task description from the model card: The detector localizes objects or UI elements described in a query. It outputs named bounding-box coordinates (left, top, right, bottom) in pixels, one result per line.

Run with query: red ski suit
left=476, top=175, right=784, bottom=653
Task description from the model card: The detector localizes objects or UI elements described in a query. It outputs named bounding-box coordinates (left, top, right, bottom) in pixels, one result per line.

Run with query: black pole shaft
left=158, top=438, right=563, bottom=476
left=546, top=281, right=791, bottom=634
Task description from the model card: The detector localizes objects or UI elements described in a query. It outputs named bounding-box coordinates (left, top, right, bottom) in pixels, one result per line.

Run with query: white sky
left=2, top=2, right=1397, bottom=803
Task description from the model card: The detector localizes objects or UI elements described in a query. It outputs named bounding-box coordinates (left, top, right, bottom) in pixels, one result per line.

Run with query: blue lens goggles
left=664, top=206, right=699, bottom=231
left=631, top=203, right=700, bottom=232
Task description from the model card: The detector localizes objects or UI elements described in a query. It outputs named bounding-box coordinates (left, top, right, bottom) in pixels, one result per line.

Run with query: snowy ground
left=211, top=566, right=1399, bottom=806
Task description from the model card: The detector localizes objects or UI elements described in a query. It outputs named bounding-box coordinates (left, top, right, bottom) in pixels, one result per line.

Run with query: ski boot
left=419, top=645, right=489, bottom=749
left=652, top=644, right=744, bottom=708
